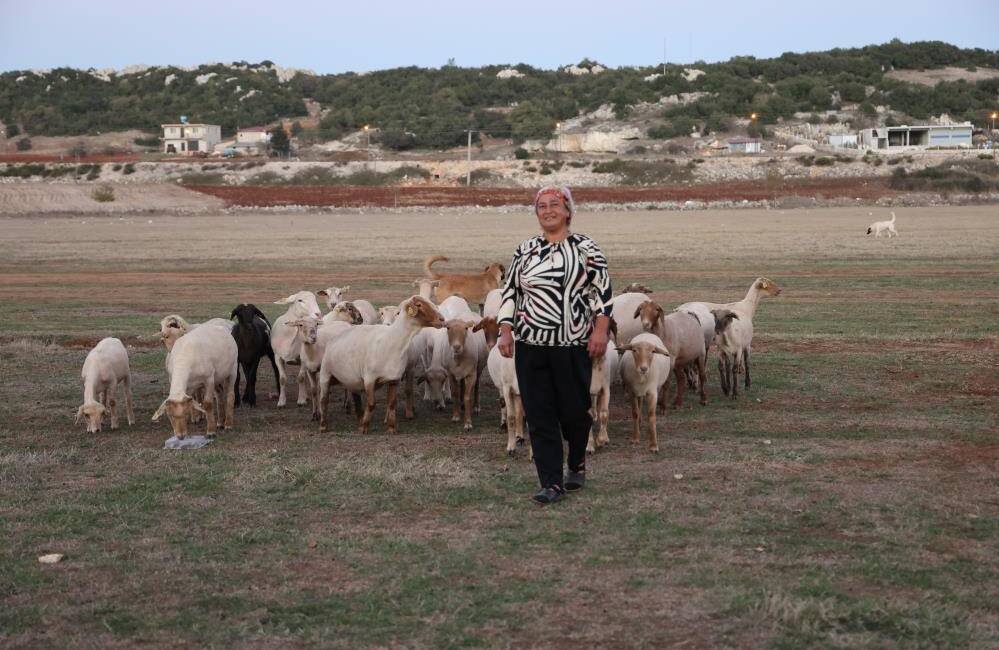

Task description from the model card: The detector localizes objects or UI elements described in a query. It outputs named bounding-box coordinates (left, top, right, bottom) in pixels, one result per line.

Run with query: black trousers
left=515, top=341, right=593, bottom=489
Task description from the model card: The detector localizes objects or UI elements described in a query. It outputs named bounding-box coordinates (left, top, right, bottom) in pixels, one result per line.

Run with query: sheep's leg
left=123, top=374, right=135, bottom=426
left=359, top=383, right=376, bottom=434
left=473, top=370, right=481, bottom=414
left=505, top=387, right=519, bottom=455
left=718, top=354, right=730, bottom=396
left=223, top=377, right=235, bottom=430
left=403, top=371, right=415, bottom=420
left=234, top=361, right=243, bottom=408
left=586, top=398, right=597, bottom=455
left=342, top=386, right=352, bottom=412
left=630, top=395, right=642, bottom=444
left=647, top=392, right=659, bottom=454
left=498, top=395, right=507, bottom=431
left=697, top=354, right=708, bottom=406
left=107, top=381, right=120, bottom=430
left=275, top=357, right=289, bottom=407
left=308, top=370, right=321, bottom=421
left=462, top=374, right=475, bottom=431
left=352, top=392, right=363, bottom=421
left=515, top=395, right=531, bottom=461
left=246, top=357, right=262, bottom=407
left=203, top=386, right=218, bottom=435
left=450, top=375, right=463, bottom=423
left=672, top=365, right=686, bottom=409
left=730, top=352, right=740, bottom=399
left=658, top=380, right=669, bottom=415
left=744, top=348, right=751, bottom=389
left=597, top=386, right=611, bottom=448
left=384, top=382, right=398, bottom=434
left=318, top=373, right=332, bottom=433
left=296, top=367, right=309, bottom=406
left=267, top=349, right=280, bottom=399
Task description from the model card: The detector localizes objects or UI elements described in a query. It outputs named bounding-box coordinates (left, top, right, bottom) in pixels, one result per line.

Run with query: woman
left=497, top=186, right=612, bottom=504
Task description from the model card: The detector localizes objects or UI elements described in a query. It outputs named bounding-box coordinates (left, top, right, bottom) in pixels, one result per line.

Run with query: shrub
left=16, top=137, right=32, bottom=151
left=133, top=136, right=159, bottom=147
left=178, top=172, right=226, bottom=185
left=86, top=165, right=101, bottom=181
left=825, top=115, right=839, bottom=124
left=567, top=161, right=587, bottom=168
left=122, top=163, right=136, bottom=175
left=90, top=184, right=115, bottom=202
left=469, top=168, right=500, bottom=185
left=796, top=155, right=814, bottom=167
left=111, top=163, right=122, bottom=171
left=628, top=145, right=647, bottom=155
left=6, top=124, right=20, bottom=138
left=590, top=158, right=692, bottom=185
left=513, top=147, right=529, bottom=160
left=979, top=153, right=995, bottom=160
left=813, top=156, right=835, bottom=166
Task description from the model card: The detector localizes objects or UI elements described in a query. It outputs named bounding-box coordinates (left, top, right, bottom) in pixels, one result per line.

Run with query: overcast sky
left=1, top=0, right=996, bottom=74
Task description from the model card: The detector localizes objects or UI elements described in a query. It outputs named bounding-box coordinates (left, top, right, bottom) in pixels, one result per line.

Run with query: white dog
left=867, top=212, right=898, bottom=238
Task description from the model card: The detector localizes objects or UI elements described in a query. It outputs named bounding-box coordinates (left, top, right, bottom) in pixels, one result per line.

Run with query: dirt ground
left=1, top=205, right=996, bottom=648
left=0, top=183, right=223, bottom=213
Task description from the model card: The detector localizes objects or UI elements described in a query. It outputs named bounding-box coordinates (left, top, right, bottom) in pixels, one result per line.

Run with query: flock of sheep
left=75, top=256, right=782, bottom=455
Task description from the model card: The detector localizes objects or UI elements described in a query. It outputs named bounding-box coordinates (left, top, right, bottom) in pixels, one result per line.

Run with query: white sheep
left=486, top=344, right=530, bottom=456
left=317, top=285, right=350, bottom=309
left=609, top=292, right=653, bottom=345
left=482, top=288, right=503, bottom=318
left=438, top=295, right=475, bottom=321
left=269, top=291, right=324, bottom=408
left=440, top=318, right=487, bottom=431
left=378, top=306, right=400, bottom=325
left=317, top=296, right=444, bottom=434
left=586, top=324, right=619, bottom=454
left=152, top=324, right=238, bottom=438
left=617, top=333, right=672, bottom=453
left=287, top=317, right=353, bottom=420
left=711, top=309, right=747, bottom=398
left=75, top=337, right=134, bottom=433
left=412, top=279, right=439, bottom=302
left=635, top=301, right=707, bottom=408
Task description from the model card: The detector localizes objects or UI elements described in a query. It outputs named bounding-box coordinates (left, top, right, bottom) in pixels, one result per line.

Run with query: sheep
left=378, top=306, right=400, bottom=325
left=317, top=296, right=444, bottom=434
left=269, top=291, right=324, bottom=408
left=402, top=326, right=439, bottom=418
left=617, top=333, right=672, bottom=453
left=867, top=211, right=898, bottom=238
left=635, top=300, right=707, bottom=408
left=75, top=337, right=134, bottom=433
left=424, top=255, right=505, bottom=313
left=287, top=317, right=354, bottom=420
left=229, top=304, right=280, bottom=407
left=412, top=279, right=440, bottom=302
left=710, top=310, right=742, bottom=397
left=157, top=315, right=232, bottom=422
left=152, top=324, right=238, bottom=438
left=440, top=318, right=488, bottom=431
left=621, top=282, right=654, bottom=295
left=678, top=277, right=782, bottom=393
left=472, top=316, right=500, bottom=351
left=609, top=292, right=654, bottom=345
left=438, top=295, right=476, bottom=321
left=421, top=327, right=451, bottom=411
left=482, top=288, right=503, bottom=318
left=586, top=318, right=619, bottom=454
left=675, top=301, right=715, bottom=391
left=486, top=344, right=529, bottom=456
left=323, top=301, right=364, bottom=325
left=317, top=285, right=350, bottom=310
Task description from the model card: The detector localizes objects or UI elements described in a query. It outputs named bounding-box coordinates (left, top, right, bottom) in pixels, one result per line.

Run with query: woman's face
left=536, top=194, right=570, bottom=233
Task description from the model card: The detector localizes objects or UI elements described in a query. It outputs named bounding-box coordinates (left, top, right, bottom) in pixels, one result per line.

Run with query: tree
left=16, top=137, right=31, bottom=151
left=290, top=121, right=303, bottom=136
left=6, top=124, right=19, bottom=138
left=269, top=125, right=290, bottom=155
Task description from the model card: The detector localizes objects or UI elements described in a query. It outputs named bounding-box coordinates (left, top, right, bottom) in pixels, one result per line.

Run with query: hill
left=1, top=40, right=997, bottom=150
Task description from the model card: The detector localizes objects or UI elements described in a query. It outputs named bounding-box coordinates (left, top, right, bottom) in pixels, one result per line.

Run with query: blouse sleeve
left=496, top=248, right=522, bottom=327
left=583, top=240, right=612, bottom=318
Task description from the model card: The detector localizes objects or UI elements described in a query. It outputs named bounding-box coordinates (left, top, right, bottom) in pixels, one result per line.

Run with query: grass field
left=1, top=205, right=997, bottom=648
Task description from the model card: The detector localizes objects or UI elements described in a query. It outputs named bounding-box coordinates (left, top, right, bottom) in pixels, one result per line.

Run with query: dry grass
left=0, top=205, right=997, bottom=648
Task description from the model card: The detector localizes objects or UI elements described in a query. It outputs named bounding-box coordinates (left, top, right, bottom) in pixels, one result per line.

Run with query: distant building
left=161, top=122, right=222, bottom=154
left=828, top=134, right=858, bottom=148
left=236, top=126, right=271, bottom=146
left=859, top=123, right=973, bottom=150
left=727, top=137, right=762, bottom=154
left=214, top=126, right=273, bottom=155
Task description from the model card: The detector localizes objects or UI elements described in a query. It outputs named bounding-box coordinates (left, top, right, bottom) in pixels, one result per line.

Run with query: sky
left=1, top=0, right=996, bottom=74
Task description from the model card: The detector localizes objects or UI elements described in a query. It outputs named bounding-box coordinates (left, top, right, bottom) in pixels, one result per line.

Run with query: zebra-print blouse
left=497, top=233, right=613, bottom=346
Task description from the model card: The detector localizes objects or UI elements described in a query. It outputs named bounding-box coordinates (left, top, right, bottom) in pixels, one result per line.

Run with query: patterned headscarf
left=534, top=186, right=576, bottom=225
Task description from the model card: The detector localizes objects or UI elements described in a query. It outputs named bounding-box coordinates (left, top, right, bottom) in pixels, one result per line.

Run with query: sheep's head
left=158, top=315, right=189, bottom=351
left=403, top=296, right=445, bottom=328
left=623, top=282, right=654, bottom=295
left=289, top=317, right=321, bottom=345
left=618, top=341, right=670, bottom=377
left=473, top=316, right=500, bottom=350
left=152, top=395, right=206, bottom=439
left=418, top=367, right=449, bottom=410
left=75, top=402, right=106, bottom=433
left=711, top=309, right=739, bottom=335
left=634, top=300, right=665, bottom=333
left=378, top=306, right=400, bottom=325
left=317, top=285, right=349, bottom=311
left=445, top=319, right=475, bottom=356
left=230, top=303, right=268, bottom=326
left=275, top=291, right=322, bottom=320
left=484, top=263, right=506, bottom=285
left=412, top=279, right=440, bottom=300
left=755, top=277, right=782, bottom=298
left=330, top=302, right=364, bottom=325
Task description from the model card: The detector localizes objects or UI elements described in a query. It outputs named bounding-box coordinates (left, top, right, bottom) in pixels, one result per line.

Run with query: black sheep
left=229, top=304, right=280, bottom=407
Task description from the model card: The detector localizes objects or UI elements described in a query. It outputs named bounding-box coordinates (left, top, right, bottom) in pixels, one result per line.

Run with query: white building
left=161, top=122, right=222, bottom=154
left=727, top=137, right=762, bottom=154
left=859, top=123, right=973, bottom=150
left=828, top=134, right=858, bottom=148
left=236, top=126, right=271, bottom=145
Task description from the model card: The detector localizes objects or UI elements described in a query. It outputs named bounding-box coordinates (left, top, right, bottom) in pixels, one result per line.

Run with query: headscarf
left=534, top=185, right=576, bottom=225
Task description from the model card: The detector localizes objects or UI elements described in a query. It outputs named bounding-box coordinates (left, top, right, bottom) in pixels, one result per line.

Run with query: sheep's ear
left=274, top=295, right=294, bottom=305
left=341, top=285, right=350, bottom=293
left=151, top=399, right=169, bottom=421
left=190, top=400, right=207, bottom=416
left=633, top=304, right=644, bottom=319
left=75, top=405, right=85, bottom=424
left=617, top=344, right=632, bottom=354
left=416, top=376, right=426, bottom=385
left=317, top=290, right=329, bottom=298
left=288, top=319, right=304, bottom=327
left=229, top=307, right=239, bottom=320
left=654, top=345, right=671, bottom=357
left=464, top=320, right=476, bottom=330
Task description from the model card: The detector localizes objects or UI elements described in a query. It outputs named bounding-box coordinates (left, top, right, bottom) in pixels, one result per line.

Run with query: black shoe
left=532, top=485, right=564, bottom=505
left=565, top=469, right=586, bottom=492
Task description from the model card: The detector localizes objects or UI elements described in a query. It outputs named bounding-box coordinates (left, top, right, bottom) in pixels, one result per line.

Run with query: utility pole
left=466, top=129, right=473, bottom=187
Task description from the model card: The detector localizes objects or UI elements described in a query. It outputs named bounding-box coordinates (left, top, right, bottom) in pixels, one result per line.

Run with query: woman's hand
left=588, top=316, right=610, bottom=358
left=498, top=324, right=515, bottom=358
